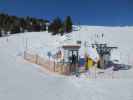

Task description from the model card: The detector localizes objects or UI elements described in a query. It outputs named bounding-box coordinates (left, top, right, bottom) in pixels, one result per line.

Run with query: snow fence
left=24, top=51, right=70, bottom=75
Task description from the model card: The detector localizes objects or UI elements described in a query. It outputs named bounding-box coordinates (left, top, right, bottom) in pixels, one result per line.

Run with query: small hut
left=62, top=44, right=81, bottom=73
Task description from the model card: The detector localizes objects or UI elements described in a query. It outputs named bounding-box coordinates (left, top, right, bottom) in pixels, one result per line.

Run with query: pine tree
left=49, top=17, right=63, bottom=35
left=64, top=16, right=73, bottom=33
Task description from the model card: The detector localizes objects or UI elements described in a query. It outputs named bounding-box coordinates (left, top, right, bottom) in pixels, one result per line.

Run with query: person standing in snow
left=71, top=54, right=76, bottom=72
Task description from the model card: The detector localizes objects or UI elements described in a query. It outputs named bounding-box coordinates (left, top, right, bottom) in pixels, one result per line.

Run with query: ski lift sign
left=47, top=51, right=52, bottom=58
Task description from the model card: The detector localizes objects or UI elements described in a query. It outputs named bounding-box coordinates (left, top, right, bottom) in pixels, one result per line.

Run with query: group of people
left=70, top=54, right=95, bottom=73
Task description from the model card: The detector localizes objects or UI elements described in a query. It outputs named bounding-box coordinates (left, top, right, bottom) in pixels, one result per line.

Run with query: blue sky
left=0, top=0, right=133, bottom=26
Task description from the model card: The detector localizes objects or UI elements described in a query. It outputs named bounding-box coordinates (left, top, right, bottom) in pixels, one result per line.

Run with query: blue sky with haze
left=0, top=0, right=133, bottom=26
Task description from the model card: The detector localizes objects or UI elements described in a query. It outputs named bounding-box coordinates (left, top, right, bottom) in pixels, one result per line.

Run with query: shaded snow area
left=0, top=26, right=133, bottom=100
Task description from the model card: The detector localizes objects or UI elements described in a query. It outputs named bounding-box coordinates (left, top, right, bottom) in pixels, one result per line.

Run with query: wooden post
left=94, top=64, right=97, bottom=79
left=47, top=55, right=50, bottom=71
left=61, top=64, right=63, bottom=74
left=36, top=54, right=38, bottom=64
left=54, top=60, right=55, bottom=72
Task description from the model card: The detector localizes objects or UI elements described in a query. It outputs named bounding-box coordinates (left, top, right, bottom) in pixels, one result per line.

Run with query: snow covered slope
left=0, top=26, right=133, bottom=100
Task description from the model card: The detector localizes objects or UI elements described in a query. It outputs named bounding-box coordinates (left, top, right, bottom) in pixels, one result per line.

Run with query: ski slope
left=0, top=26, right=133, bottom=100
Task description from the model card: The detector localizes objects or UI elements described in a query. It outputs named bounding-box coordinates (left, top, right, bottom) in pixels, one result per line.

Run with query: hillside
left=0, top=26, right=133, bottom=100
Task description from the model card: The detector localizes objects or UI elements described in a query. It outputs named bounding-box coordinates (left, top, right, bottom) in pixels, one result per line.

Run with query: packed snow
left=0, top=26, right=133, bottom=100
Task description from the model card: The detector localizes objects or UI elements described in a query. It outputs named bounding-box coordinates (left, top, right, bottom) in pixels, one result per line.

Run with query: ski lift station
left=92, top=43, right=118, bottom=69
left=62, top=44, right=81, bottom=73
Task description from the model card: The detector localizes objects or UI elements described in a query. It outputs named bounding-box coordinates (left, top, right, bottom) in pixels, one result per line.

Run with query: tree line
left=48, top=16, right=73, bottom=35
left=0, top=13, right=73, bottom=37
left=0, top=13, right=49, bottom=37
